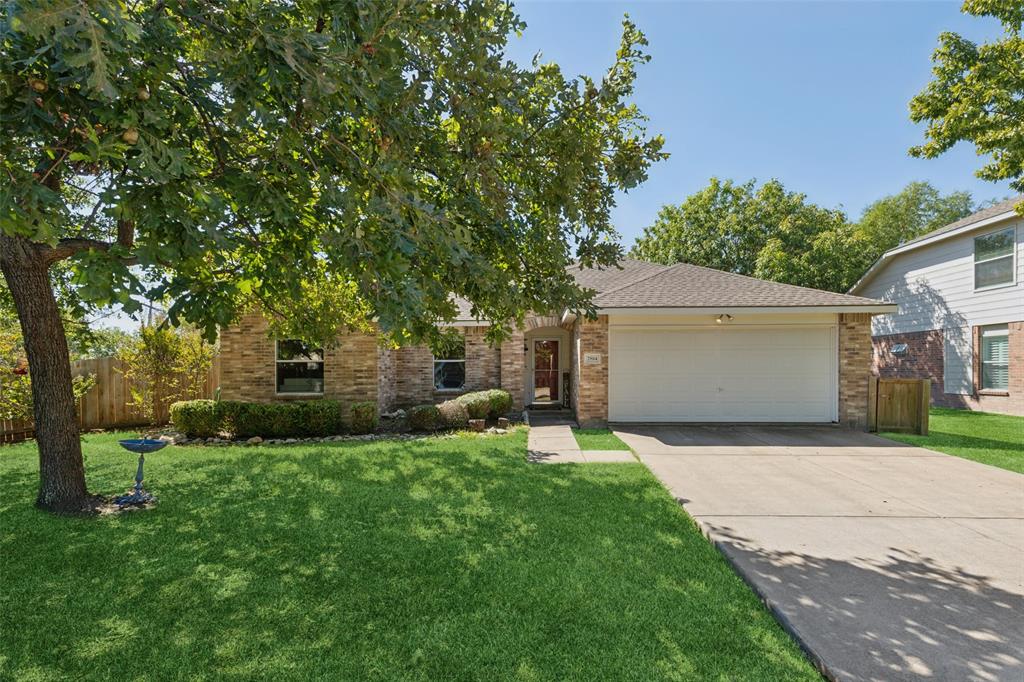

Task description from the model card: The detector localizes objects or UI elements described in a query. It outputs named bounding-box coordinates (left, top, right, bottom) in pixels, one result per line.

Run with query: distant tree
left=67, top=326, right=134, bottom=360
left=631, top=178, right=846, bottom=276
left=910, top=0, right=1024, bottom=208
left=1, top=1, right=663, bottom=512
left=632, top=180, right=977, bottom=293
left=771, top=182, right=976, bottom=292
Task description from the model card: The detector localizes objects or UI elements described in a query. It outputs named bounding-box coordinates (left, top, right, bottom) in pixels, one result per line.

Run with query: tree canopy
left=0, top=0, right=665, bottom=512
left=910, top=0, right=1024, bottom=207
left=630, top=180, right=977, bottom=293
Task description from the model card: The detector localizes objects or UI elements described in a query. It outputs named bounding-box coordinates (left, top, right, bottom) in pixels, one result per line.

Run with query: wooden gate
left=868, top=377, right=930, bottom=435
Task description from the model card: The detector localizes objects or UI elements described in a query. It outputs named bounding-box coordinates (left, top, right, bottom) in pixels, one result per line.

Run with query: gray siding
left=858, top=217, right=1024, bottom=337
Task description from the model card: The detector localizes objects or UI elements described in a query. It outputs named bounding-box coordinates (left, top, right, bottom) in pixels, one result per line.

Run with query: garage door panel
left=609, top=326, right=836, bottom=423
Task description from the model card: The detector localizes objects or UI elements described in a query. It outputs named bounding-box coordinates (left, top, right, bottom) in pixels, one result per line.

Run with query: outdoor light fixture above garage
left=716, top=314, right=734, bottom=324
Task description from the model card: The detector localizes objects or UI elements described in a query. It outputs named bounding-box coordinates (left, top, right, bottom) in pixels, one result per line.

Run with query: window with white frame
left=980, top=325, right=1009, bottom=391
left=974, top=228, right=1015, bottom=289
left=433, top=336, right=465, bottom=390
left=276, top=340, right=324, bottom=394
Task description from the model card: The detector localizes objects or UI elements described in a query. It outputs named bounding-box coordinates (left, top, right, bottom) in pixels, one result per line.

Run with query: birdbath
left=113, top=439, right=166, bottom=507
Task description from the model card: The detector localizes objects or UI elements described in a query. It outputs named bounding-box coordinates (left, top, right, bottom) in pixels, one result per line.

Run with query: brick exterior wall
left=872, top=329, right=948, bottom=406
left=574, top=315, right=609, bottom=428
left=838, top=313, right=872, bottom=430
left=872, top=321, right=1023, bottom=416
left=219, top=312, right=379, bottom=407
left=500, top=327, right=525, bottom=411
left=390, top=327, right=503, bottom=407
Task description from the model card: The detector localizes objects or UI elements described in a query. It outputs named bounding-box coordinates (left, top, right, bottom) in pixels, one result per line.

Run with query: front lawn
left=572, top=428, right=631, bottom=451
left=882, top=408, right=1024, bottom=474
left=0, top=431, right=817, bottom=681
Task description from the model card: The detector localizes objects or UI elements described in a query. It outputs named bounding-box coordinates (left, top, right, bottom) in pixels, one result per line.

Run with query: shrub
left=456, top=389, right=513, bottom=419
left=483, top=389, right=513, bottom=417
left=437, top=400, right=469, bottom=430
left=456, top=392, right=491, bottom=419
left=293, top=400, right=345, bottom=436
left=217, top=400, right=345, bottom=438
left=407, top=404, right=442, bottom=432
left=169, top=399, right=221, bottom=438
left=349, top=401, right=378, bottom=435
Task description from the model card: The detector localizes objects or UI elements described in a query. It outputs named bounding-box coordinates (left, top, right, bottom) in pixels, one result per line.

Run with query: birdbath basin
left=114, top=439, right=167, bottom=507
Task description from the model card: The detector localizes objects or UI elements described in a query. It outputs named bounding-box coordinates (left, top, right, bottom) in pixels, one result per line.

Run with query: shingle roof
left=898, top=196, right=1022, bottom=248
left=591, top=261, right=889, bottom=308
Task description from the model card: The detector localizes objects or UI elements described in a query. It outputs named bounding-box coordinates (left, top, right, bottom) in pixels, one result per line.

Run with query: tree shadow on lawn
left=1, top=433, right=818, bottom=681
left=704, top=523, right=1024, bottom=682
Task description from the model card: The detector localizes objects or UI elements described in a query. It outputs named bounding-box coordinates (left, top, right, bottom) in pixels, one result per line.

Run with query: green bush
left=169, top=399, right=221, bottom=438
left=218, top=400, right=345, bottom=438
left=293, top=400, right=345, bottom=436
left=483, top=389, right=513, bottom=417
left=456, top=389, right=513, bottom=420
left=349, top=401, right=378, bottom=435
left=407, top=404, right=442, bottom=432
left=437, top=400, right=469, bottom=429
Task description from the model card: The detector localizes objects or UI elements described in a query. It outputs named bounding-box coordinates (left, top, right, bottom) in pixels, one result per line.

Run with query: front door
left=533, top=339, right=559, bottom=402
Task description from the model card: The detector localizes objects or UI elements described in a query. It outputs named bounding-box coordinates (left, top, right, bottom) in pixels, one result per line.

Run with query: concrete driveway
left=614, top=425, right=1024, bottom=682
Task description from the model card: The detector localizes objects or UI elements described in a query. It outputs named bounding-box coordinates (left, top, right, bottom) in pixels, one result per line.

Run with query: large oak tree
left=0, top=0, right=664, bottom=512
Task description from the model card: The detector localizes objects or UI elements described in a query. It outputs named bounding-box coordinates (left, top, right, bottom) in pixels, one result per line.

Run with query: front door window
left=534, top=340, right=559, bottom=402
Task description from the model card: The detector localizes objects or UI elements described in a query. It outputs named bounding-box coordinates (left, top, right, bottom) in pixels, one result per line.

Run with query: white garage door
left=608, top=326, right=837, bottom=422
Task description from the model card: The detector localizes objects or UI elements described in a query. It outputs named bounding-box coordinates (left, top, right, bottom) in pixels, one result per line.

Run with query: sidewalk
left=527, top=424, right=634, bottom=463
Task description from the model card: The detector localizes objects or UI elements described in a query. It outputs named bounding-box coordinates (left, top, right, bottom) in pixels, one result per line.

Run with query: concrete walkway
left=616, top=424, right=1024, bottom=682
left=527, top=424, right=634, bottom=463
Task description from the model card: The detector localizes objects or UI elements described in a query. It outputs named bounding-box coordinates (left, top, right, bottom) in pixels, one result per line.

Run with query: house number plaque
left=583, top=352, right=601, bottom=365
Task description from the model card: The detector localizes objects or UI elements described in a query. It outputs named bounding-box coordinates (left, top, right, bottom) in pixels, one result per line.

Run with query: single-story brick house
left=219, top=260, right=896, bottom=428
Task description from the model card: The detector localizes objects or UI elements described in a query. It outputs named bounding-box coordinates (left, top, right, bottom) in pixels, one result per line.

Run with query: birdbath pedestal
left=114, top=439, right=166, bottom=507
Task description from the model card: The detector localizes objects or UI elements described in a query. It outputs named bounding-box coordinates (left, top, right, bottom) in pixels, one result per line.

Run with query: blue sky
left=505, top=1, right=1012, bottom=248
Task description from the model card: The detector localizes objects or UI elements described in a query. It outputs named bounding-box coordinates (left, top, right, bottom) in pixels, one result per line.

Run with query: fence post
left=866, top=376, right=878, bottom=433
left=918, top=379, right=930, bottom=436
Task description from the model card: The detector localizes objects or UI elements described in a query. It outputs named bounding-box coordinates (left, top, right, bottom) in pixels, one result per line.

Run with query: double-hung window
left=980, top=326, right=1009, bottom=392
left=974, top=228, right=1015, bottom=290
left=433, top=337, right=465, bottom=391
left=276, top=340, right=324, bottom=395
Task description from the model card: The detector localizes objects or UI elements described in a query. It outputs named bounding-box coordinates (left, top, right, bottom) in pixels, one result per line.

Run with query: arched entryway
left=523, top=315, right=573, bottom=408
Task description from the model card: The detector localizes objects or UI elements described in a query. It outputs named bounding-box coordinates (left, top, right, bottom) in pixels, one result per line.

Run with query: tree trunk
left=0, top=234, right=90, bottom=513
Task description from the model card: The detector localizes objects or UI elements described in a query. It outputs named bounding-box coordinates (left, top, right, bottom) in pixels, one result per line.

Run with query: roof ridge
left=594, top=261, right=681, bottom=297
left=674, top=261, right=878, bottom=301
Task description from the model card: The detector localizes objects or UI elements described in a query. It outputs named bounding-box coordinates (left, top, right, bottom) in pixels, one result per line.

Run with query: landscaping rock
left=469, top=419, right=486, bottom=432
left=246, top=436, right=263, bottom=445
left=497, top=417, right=509, bottom=429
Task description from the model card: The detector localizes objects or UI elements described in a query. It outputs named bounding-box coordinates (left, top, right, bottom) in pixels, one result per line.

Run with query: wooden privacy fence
left=868, top=377, right=930, bottom=435
left=1, top=355, right=220, bottom=444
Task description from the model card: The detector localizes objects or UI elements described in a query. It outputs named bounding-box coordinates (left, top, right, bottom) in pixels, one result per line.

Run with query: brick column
left=838, top=313, right=872, bottom=430
left=500, top=327, right=525, bottom=410
left=575, top=315, right=608, bottom=427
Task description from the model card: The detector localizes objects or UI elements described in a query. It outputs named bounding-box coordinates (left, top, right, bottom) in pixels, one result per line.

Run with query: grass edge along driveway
left=0, top=430, right=818, bottom=681
left=881, top=407, right=1024, bottom=474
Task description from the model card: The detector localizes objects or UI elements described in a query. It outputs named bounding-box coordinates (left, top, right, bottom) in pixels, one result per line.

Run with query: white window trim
left=275, top=340, right=325, bottom=396
left=973, top=227, right=1017, bottom=292
left=979, top=326, right=1010, bottom=392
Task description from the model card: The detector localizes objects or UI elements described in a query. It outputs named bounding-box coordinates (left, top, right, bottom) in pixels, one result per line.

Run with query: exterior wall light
left=716, top=314, right=734, bottom=324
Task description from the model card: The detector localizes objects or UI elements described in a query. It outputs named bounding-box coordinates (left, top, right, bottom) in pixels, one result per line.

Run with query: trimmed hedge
left=169, top=400, right=221, bottom=438
left=349, top=401, right=378, bottom=435
left=407, top=404, right=442, bottom=432
left=437, top=400, right=469, bottom=429
left=170, top=399, right=369, bottom=438
left=456, top=389, right=513, bottom=420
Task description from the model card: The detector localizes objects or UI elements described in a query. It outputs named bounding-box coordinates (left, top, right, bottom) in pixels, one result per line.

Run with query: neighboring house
left=219, top=260, right=894, bottom=428
left=850, top=197, right=1024, bottom=416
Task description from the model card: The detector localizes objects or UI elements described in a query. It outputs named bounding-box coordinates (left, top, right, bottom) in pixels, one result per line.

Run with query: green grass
left=882, top=408, right=1024, bottom=474
left=571, top=428, right=631, bottom=451
left=0, top=431, right=817, bottom=681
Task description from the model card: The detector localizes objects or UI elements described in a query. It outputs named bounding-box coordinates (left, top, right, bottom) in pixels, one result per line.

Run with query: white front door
left=608, top=325, right=837, bottom=422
